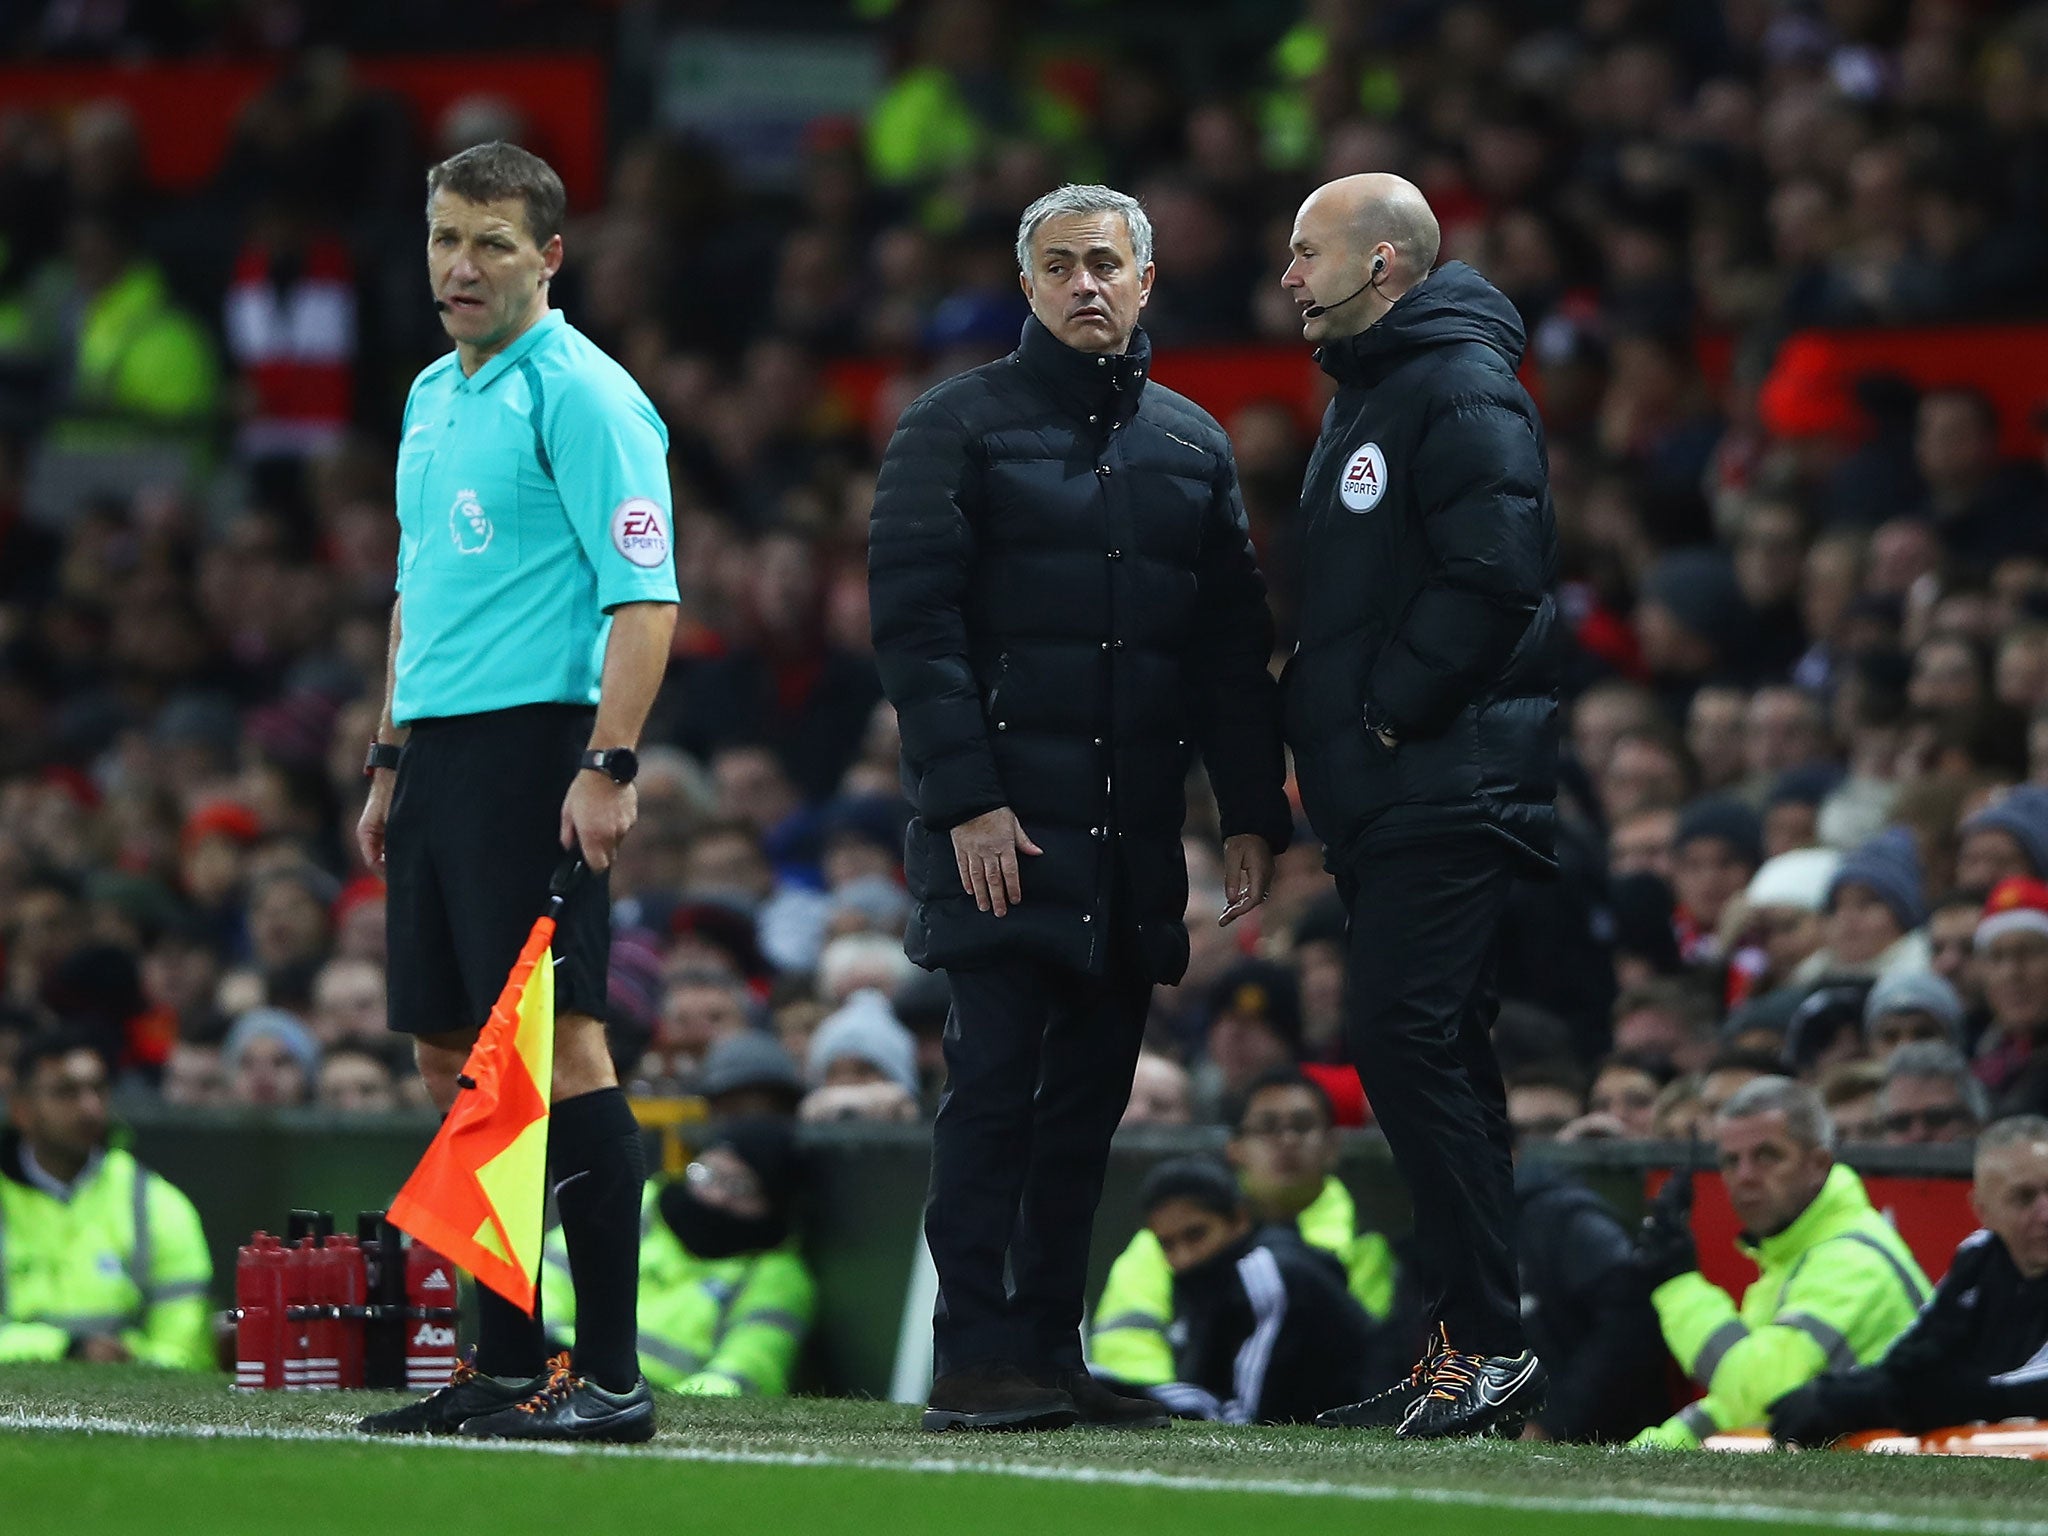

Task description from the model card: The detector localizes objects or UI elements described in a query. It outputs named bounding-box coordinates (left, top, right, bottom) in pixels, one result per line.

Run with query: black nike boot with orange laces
left=458, top=1352, right=657, bottom=1443
left=1394, top=1332, right=1544, bottom=1440
left=1314, top=1325, right=1450, bottom=1430
left=356, top=1349, right=547, bottom=1437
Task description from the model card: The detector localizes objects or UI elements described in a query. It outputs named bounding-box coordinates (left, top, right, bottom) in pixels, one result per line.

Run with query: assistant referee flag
left=389, top=913, right=557, bottom=1314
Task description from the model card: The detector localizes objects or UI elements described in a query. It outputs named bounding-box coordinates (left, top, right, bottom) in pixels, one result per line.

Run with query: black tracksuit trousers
left=1334, top=831, right=1526, bottom=1359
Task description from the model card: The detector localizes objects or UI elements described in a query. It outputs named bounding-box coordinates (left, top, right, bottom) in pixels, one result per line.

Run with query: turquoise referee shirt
left=392, top=310, right=678, bottom=724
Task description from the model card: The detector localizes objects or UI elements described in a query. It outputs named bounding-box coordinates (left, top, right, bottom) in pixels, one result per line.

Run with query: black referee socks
left=475, top=1283, right=548, bottom=1381
left=548, top=1086, right=648, bottom=1393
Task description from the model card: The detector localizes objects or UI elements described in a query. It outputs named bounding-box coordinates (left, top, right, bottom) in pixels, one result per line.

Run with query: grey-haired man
left=869, top=184, right=1291, bottom=1430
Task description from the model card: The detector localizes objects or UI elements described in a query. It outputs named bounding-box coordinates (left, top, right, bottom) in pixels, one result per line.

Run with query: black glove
left=1768, top=1382, right=1847, bottom=1448
left=1633, top=1169, right=1699, bottom=1288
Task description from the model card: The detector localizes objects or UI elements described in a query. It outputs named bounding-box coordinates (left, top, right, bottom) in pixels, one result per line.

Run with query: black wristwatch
left=580, top=747, right=639, bottom=786
left=363, top=741, right=403, bottom=778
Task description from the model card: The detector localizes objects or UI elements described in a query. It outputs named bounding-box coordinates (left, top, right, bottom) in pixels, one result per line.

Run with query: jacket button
left=1107, top=548, right=1122, bottom=560
left=1100, top=641, right=1110, bottom=651
left=1113, top=640, right=1125, bottom=650
left=1093, top=737, right=1104, bottom=746
left=1088, top=413, right=1099, bottom=423
left=1081, top=914, right=1093, bottom=923
left=1096, top=465, right=1111, bottom=477
left=1095, top=357, right=1107, bottom=367
left=996, top=721, right=1008, bottom=731
left=1177, top=738, right=1187, bottom=747
left=1111, top=421, right=1121, bottom=430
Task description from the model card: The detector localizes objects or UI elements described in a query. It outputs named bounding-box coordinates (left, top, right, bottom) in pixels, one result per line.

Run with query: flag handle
left=452, top=858, right=582, bottom=1094
left=549, top=854, right=586, bottom=914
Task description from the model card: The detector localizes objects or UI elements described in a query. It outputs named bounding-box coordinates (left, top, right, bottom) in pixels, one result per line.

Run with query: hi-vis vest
left=1634, top=1163, right=1932, bottom=1447
left=541, top=1185, right=814, bottom=1396
left=0, top=1141, right=214, bottom=1370
left=1088, top=1175, right=1399, bottom=1385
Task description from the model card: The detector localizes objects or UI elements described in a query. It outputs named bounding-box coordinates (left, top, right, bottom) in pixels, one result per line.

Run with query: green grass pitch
left=4, top=1365, right=2046, bottom=1535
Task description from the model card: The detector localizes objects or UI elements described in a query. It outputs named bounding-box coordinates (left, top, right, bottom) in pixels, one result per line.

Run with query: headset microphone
left=1303, top=254, right=1387, bottom=319
left=433, top=299, right=452, bottom=313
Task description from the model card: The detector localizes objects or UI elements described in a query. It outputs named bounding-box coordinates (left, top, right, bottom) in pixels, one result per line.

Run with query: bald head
left=1284, top=174, right=1442, bottom=343
left=1317, top=175, right=1442, bottom=278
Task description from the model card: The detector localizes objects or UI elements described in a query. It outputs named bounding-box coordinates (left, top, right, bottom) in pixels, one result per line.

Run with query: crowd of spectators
left=5, top=0, right=2048, bottom=1179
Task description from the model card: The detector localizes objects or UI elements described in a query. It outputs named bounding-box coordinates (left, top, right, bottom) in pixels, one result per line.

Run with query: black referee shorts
left=384, top=703, right=610, bottom=1038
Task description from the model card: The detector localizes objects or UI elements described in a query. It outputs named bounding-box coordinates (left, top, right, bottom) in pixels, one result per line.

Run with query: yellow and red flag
left=390, top=915, right=556, bottom=1314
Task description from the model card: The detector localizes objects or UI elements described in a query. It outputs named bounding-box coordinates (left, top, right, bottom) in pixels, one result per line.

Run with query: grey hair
left=1718, top=1074, right=1837, bottom=1153
left=1881, top=1041, right=1990, bottom=1125
left=1976, top=1114, right=2048, bottom=1158
left=1015, top=184, right=1154, bottom=272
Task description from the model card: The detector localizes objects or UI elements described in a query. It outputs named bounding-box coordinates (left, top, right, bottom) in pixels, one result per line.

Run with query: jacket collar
left=18, top=1141, right=101, bottom=1202
left=458, top=308, right=564, bottom=394
left=1315, top=260, right=1526, bottom=389
left=0, top=1125, right=117, bottom=1194
left=1315, top=282, right=1426, bottom=389
left=1013, top=315, right=1152, bottom=424
left=1742, top=1163, right=1872, bottom=1266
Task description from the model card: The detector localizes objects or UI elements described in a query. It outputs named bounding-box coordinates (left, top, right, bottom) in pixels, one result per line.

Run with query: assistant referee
left=355, top=142, right=678, bottom=1444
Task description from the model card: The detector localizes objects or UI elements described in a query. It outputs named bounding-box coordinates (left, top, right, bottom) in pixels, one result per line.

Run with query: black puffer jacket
left=1283, top=262, right=1560, bottom=868
left=868, top=318, right=1291, bottom=984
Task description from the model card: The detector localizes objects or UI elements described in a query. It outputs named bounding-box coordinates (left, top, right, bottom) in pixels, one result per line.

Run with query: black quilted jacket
left=1283, top=261, right=1560, bottom=869
left=868, top=317, right=1291, bottom=983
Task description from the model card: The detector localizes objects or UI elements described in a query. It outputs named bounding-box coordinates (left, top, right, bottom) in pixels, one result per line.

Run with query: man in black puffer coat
left=1284, top=174, right=1559, bottom=1441
left=869, top=184, right=1292, bottom=1432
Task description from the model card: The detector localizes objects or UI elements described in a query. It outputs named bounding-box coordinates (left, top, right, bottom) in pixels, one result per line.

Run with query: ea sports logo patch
left=1339, top=443, right=1387, bottom=513
left=611, top=497, right=670, bottom=568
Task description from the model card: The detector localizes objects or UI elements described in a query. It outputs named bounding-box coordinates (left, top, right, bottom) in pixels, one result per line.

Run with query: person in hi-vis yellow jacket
left=1631, top=1076, right=1930, bottom=1448
left=1090, top=1068, right=1401, bottom=1385
left=543, top=1117, right=813, bottom=1395
left=2, top=1035, right=213, bottom=1371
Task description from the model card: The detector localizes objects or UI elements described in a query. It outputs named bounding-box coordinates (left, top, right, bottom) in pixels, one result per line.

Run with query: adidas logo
left=420, top=1267, right=452, bottom=1292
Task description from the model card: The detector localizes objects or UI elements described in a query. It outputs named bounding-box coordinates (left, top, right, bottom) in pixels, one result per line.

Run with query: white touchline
left=2, top=1409, right=2045, bottom=1536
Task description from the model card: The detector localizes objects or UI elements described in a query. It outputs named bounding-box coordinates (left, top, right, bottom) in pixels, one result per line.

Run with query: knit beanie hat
left=697, top=1031, right=804, bottom=1103
left=1207, top=959, right=1305, bottom=1053
left=1861, top=969, right=1964, bottom=1040
left=1766, top=763, right=1845, bottom=812
left=1961, top=785, right=2048, bottom=880
left=1826, top=827, right=1926, bottom=932
left=223, top=1007, right=321, bottom=1079
left=1641, top=548, right=1748, bottom=655
left=1675, top=795, right=1764, bottom=869
left=806, top=990, right=920, bottom=1096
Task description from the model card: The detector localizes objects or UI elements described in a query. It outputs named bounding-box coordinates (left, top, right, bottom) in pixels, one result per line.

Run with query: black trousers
left=925, top=935, right=1150, bottom=1377
left=1335, top=831, right=1525, bottom=1358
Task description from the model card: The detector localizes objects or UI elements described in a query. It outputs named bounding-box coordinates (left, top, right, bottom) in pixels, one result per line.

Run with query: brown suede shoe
left=923, top=1363, right=1079, bottom=1432
left=1042, top=1369, right=1170, bottom=1429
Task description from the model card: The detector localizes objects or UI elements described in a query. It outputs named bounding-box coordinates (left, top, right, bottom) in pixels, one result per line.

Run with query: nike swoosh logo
left=1477, top=1354, right=1541, bottom=1406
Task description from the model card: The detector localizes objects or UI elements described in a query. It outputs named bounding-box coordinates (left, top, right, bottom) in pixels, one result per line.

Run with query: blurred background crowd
left=5, top=0, right=2048, bottom=1169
